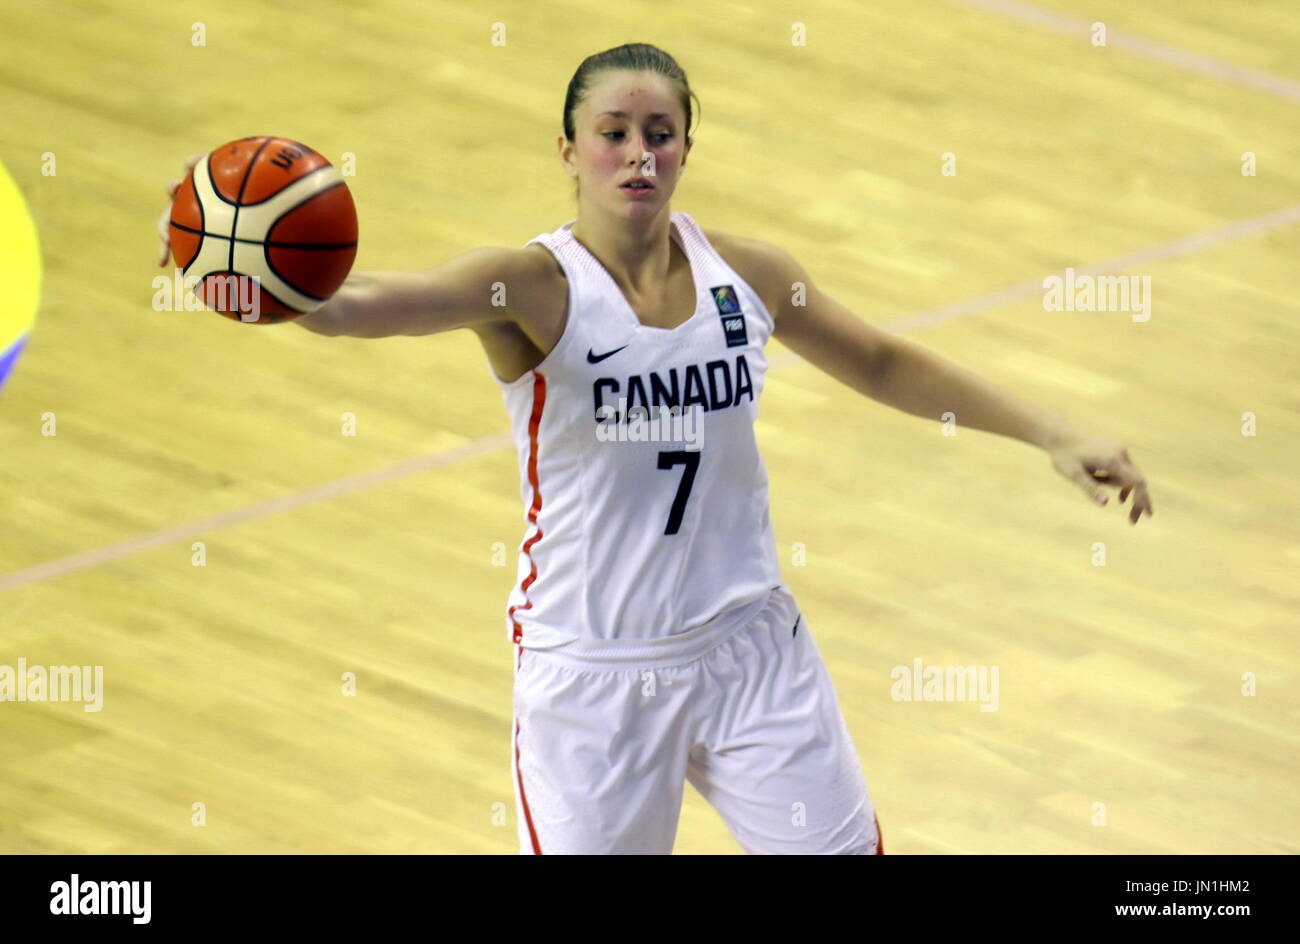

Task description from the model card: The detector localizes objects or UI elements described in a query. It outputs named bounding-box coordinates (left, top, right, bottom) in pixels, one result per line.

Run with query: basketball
left=168, top=136, right=357, bottom=323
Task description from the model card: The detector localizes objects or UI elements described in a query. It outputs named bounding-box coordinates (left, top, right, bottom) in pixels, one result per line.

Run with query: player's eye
left=600, top=131, right=672, bottom=143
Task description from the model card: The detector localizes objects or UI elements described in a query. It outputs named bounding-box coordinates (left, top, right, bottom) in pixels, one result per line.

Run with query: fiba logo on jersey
left=711, top=284, right=741, bottom=314
left=595, top=400, right=703, bottom=447
left=711, top=284, right=749, bottom=347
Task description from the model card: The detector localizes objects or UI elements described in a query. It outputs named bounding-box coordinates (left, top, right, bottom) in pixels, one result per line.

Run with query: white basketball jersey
left=494, top=211, right=782, bottom=648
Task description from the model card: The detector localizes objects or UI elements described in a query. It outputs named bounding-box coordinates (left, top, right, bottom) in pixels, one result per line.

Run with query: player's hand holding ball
left=155, top=137, right=357, bottom=323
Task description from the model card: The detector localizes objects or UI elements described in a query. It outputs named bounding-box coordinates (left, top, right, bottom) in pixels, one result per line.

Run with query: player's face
left=563, top=71, right=691, bottom=219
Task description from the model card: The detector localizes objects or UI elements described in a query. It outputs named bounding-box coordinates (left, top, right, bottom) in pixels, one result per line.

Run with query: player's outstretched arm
left=293, top=249, right=526, bottom=338
left=754, top=239, right=1153, bottom=524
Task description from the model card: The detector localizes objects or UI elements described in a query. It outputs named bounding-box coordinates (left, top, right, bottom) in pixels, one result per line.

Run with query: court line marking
left=3, top=203, right=1299, bottom=593
left=950, top=0, right=1300, bottom=103
left=0, top=434, right=511, bottom=592
left=871, top=203, right=1300, bottom=335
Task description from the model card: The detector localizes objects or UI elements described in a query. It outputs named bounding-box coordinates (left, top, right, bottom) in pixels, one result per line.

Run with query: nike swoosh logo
left=587, top=344, right=630, bottom=364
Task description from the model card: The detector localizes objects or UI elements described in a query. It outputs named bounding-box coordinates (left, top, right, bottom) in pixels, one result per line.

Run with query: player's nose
left=625, top=132, right=651, bottom=160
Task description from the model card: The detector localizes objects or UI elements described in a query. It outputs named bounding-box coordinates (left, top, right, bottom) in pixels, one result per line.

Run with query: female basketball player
left=157, top=43, right=1153, bottom=855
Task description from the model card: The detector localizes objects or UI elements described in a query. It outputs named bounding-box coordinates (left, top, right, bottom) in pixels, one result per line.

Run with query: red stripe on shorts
left=514, top=645, right=542, bottom=853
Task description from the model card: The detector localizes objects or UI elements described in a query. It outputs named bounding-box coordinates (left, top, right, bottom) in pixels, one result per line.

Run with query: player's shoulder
left=460, top=243, right=566, bottom=313
left=514, top=243, right=568, bottom=319
left=461, top=242, right=563, bottom=283
left=699, top=227, right=804, bottom=309
left=700, top=228, right=795, bottom=268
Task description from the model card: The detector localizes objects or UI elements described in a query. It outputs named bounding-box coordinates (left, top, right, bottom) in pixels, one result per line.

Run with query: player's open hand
left=156, top=153, right=205, bottom=267
left=1048, top=433, right=1154, bottom=525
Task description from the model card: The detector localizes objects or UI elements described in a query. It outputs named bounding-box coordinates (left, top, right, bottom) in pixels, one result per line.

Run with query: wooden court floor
left=0, top=0, right=1296, bottom=853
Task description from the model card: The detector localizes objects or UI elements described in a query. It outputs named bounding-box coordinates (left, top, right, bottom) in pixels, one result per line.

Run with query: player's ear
left=558, top=134, right=577, bottom=180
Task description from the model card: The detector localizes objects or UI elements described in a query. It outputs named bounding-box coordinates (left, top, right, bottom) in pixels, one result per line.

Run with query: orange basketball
left=168, top=136, right=358, bottom=323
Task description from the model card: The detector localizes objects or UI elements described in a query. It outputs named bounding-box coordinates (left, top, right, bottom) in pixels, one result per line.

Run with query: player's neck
left=571, top=207, right=677, bottom=295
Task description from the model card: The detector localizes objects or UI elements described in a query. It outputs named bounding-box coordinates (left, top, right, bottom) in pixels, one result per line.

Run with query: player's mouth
left=620, top=178, right=655, bottom=198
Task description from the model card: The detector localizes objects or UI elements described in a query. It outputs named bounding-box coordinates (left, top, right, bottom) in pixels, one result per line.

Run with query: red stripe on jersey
left=508, top=372, right=548, bottom=645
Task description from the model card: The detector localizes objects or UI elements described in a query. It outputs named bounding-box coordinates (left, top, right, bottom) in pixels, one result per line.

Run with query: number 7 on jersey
left=656, top=450, right=700, bottom=535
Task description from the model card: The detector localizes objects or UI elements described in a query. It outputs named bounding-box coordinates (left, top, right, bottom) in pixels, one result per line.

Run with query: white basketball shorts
left=509, top=583, right=884, bottom=854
